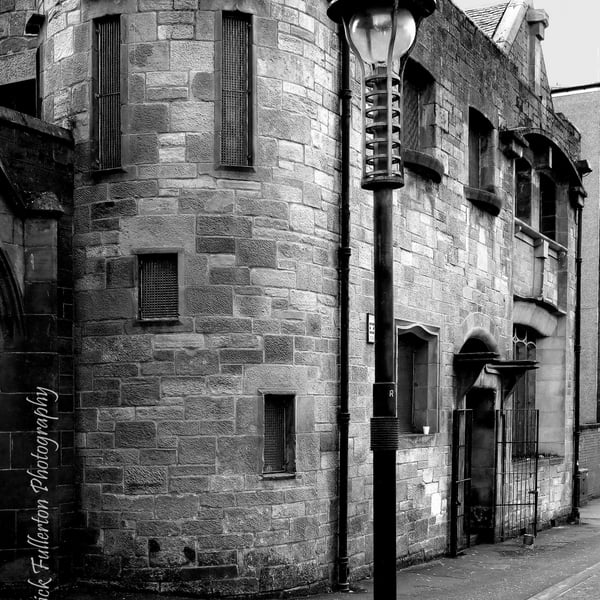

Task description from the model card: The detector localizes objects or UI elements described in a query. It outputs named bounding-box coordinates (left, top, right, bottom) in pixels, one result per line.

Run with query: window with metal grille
left=402, top=77, right=420, bottom=150
left=138, top=254, right=179, bottom=320
left=93, top=16, right=121, bottom=171
left=263, top=394, right=295, bottom=474
left=512, top=326, right=537, bottom=457
left=220, top=12, right=252, bottom=167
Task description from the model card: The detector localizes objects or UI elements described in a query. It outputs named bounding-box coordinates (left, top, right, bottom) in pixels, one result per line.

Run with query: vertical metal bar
left=372, top=186, right=397, bottom=600
left=465, top=410, right=472, bottom=549
left=450, top=410, right=460, bottom=556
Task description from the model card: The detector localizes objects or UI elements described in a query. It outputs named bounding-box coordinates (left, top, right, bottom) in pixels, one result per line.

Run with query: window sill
left=404, top=149, right=444, bottom=183
left=91, top=166, right=127, bottom=178
left=514, top=219, right=568, bottom=255
left=261, top=472, right=296, bottom=480
left=464, top=185, right=503, bottom=216
left=217, top=164, right=256, bottom=173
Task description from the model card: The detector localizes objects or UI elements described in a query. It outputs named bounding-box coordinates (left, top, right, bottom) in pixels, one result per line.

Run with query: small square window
left=138, top=254, right=179, bottom=321
left=263, top=394, right=295, bottom=474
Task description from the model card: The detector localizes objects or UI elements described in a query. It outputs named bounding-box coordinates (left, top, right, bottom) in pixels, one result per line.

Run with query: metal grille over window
left=95, top=17, right=121, bottom=170
left=402, top=78, right=420, bottom=150
left=221, top=13, right=251, bottom=166
left=264, top=399, right=286, bottom=472
left=139, top=254, right=178, bottom=320
left=512, top=326, right=537, bottom=457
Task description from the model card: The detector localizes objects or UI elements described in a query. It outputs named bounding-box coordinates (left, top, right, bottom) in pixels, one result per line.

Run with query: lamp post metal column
left=326, top=2, right=436, bottom=597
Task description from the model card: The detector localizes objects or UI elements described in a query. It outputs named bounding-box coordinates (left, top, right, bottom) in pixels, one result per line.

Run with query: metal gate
left=496, top=409, right=539, bottom=541
left=450, top=409, right=473, bottom=556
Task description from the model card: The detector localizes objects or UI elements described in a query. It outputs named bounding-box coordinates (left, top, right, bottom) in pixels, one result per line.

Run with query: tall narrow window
left=539, top=173, right=556, bottom=240
left=93, top=16, right=121, bottom=171
left=263, top=394, right=295, bottom=474
left=397, top=324, right=439, bottom=434
left=513, top=326, right=537, bottom=457
left=138, top=254, right=179, bottom=320
left=515, top=159, right=532, bottom=223
left=221, top=12, right=252, bottom=167
left=402, top=76, right=421, bottom=150
left=469, top=109, right=493, bottom=190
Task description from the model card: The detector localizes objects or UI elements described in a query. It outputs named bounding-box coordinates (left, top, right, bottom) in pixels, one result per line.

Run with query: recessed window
left=263, top=394, right=295, bottom=474
left=402, top=76, right=421, bottom=151
left=515, top=158, right=532, bottom=224
left=468, top=108, right=494, bottom=191
left=138, top=254, right=179, bottom=321
left=92, top=15, right=121, bottom=171
left=512, top=325, right=537, bottom=457
left=220, top=12, right=253, bottom=168
left=539, top=173, right=556, bottom=240
left=396, top=323, right=439, bottom=434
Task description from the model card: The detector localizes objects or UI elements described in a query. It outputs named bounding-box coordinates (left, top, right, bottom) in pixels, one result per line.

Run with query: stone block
left=216, top=436, right=261, bottom=474
left=116, top=422, right=157, bottom=448
left=129, top=42, right=169, bottom=71
left=128, top=103, right=169, bottom=133
left=106, top=257, right=135, bottom=288
left=185, top=287, right=233, bottom=315
left=161, top=377, right=208, bottom=397
left=219, top=349, right=263, bottom=365
left=155, top=494, right=198, bottom=519
left=120, top=215, right=195, bottom=253
left=85, top=467, right=123, bottom=484
left=76, top=290, right=134, bottom=321
left=124, top=133, right=159, bottom=164
left=24, top=219, right=56, bottom=247
left=109, top=180, right=158, bottom=200
left=174, top=349, right=219, bottom=375
left=209, top=267, right=250, bottom=285
left=126, top=12, right=158, bottom=43
left=264, top=336, right=293, bottom=363
left=121, top=380, right=161, bottom=406
left=124, top=466, right=167, bottom=494
left=91, top=199, right=137, bottom=220
left=196, top=237, right=235, bottom=254
left=191, top=72, right=214, bottom=101
left=178, top=436, right=216, bottom=465
left=25, top=247, right=56, bottom=281
left=170, top=101, right=213, bottom=132
left=170, top=41, right=213, bottom=70
left=233, top=295, right=271, bottom=319
left=236, top=239, right=277, bottom=268
left=196, top=216, right=252, bottom=238
left=186, top=132, right=213, bottom=162
left=185, top=396, right=234, bottom=421
left=139, top=449, right=177, bottom=465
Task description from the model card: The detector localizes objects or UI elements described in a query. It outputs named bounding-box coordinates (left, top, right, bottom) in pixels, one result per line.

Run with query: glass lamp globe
left=346, top=6, right=416, bottom=68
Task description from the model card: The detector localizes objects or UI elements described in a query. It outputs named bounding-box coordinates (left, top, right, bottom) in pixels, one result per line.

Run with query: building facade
left=0, top=0, right=588, bottom=596
left=553, top=84, right=600, bottom=501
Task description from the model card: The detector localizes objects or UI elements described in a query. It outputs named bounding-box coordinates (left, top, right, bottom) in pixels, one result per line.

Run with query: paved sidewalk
left=302, top=498, right=600, bottom=600
left=35, top=498, right=600, bottom=600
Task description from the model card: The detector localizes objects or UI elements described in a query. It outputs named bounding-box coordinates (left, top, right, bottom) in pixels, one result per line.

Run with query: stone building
left=0, top=0, right=589, bottom=596
left=553, top=83, right=600, bottom=501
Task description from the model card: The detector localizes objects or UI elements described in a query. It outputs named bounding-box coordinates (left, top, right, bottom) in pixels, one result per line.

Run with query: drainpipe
left=337, top=27, right=351, bottom=593
left=572, top=193, right=583, bottom=522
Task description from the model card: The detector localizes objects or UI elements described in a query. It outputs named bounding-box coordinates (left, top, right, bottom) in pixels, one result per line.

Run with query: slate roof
left=465, top=2, right=510, bottom=38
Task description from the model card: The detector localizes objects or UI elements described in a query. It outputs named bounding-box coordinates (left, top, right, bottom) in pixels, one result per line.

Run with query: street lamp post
left=326, top=2, right=436, bottom=597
